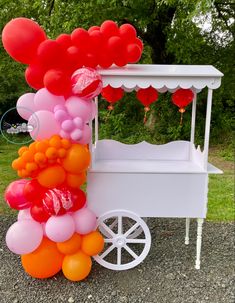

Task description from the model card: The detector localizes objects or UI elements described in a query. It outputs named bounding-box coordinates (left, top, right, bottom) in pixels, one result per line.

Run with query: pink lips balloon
left=71, top=67, right=103, bottom=100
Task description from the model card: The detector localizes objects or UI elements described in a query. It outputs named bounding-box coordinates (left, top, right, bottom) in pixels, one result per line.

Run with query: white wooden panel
left=97, top=64, right=223, bottom=90
left=89, top=160, right=205, bottom=173
left=94, top=140, right=190, bottom=161
left=87, top=173, right=208, bottom=218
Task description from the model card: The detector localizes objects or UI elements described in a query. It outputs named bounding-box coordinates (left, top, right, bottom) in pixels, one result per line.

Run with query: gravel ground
left=0, top=215, right=234, bottom=303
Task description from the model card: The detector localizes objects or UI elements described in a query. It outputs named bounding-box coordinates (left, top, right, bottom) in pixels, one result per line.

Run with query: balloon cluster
left=2, top=18, right=143, bottom=96
left=5, top=136, right=104, bottom=281
left=2, top=16, right=144, bottom=282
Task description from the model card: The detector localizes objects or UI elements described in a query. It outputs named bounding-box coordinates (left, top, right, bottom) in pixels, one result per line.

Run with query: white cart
left=87, top=64, right=223, bottom=271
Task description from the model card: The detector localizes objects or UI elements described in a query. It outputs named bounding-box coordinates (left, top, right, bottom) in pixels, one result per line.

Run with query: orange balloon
left=58, top=148, right=67, bottom=158
left=21, top=237, right=64, bottom=279
left=66, top=172, right=86, bottom=188
left=28, top=142, right=37, bottom=153
left=81, top=231, right=104, bottom=256
left=35, top=141, right=48, bottom=152
left=37, top=165, right=66, bottom=188
left=62, top=144, right=91, bottom=174
left=57, top=233, right=82, bottom=255
left=18, top=146, right=28, bottom=156
left=45, top=147, right=58, bottom=159
left=61, top=139, right=71, bottom=149
left=49, top=135, right=62, bottom=148
left=34, top=152, right=47, bottom=164
left=26, top=162, right=38, bottom=173
left=62, top=250, right=92, bottom=281
left=21, top=150, right=34, bottom=162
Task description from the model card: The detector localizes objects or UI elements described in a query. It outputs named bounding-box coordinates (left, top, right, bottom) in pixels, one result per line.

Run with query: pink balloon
left=28, top=110, right=60, bottom=140
left=4, top=179, right=32, bottom=210
left=54, top=109, right=69, bottom=123
left=45, top=214, right=75, bottom=242
left=34, top=88, right=65, bottom=112
left=65, top=96, right=93, bottom=122
left=16, top=93, right=36, bottom=120
left=61, top=119, right=75, bottom=132
left=6, top=220, right=43, bottom=255
left=17, top=208, right=33, bottom=221
left=70, top=129, right=83, bottom=141
left=72, top=208, right=96, bottom=235
left=77, top=124, right=91, bottom=145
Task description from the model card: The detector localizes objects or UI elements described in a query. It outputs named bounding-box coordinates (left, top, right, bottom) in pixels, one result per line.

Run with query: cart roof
left=97, top=64, right=223, bottom=91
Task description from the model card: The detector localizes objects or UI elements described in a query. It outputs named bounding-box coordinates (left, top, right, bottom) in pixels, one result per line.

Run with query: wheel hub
left=113, top=236, right=126, bottom=248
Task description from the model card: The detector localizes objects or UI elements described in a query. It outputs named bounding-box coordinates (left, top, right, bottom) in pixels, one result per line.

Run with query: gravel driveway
left=0, top=215, right=234, bottom=303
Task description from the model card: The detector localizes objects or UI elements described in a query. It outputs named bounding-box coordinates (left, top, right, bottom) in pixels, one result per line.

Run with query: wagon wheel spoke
left=124, top=245, right=138, bottom=260
left=117, top=247, right=121, bottom=265
left=100, top=244, right=115, bottom=259
left=104, top=238, right=113, bottom=243
left=123, top=222, right=140, bottom=238
left=126, top=239, right=147, bottom=244
left=99, top=222, right=116, bottom=237
left=118, top=215, right=122, bottom=235
left=109, top=218, right=118, bottom=230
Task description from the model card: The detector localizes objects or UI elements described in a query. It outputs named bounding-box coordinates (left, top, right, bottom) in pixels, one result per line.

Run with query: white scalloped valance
left=98, top=64, right=223, bottom=91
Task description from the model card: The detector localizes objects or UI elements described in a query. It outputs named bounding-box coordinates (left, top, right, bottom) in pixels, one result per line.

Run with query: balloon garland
left=2, top=17, right=144, bottom=282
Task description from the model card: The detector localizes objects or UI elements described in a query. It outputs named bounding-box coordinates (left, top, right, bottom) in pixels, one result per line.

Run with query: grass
left=0, top=137, right=234, bottom=221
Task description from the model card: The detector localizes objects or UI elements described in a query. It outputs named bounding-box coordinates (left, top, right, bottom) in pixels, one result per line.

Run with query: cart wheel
left=99, top=217, right=148, bottom=239
left=94, top=210, right=151, bottom=271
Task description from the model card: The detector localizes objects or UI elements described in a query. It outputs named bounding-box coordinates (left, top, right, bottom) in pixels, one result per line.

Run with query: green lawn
left=0, top=138, right=234, bottom=221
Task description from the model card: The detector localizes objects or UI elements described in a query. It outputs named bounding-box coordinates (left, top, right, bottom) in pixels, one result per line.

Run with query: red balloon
left=66, top=46, right=85, bottom=69
left=114, top=56, right=127, bottom=67
left=25, top=63, right=46, bottom=90
left=136, top=86, right=158, bottom=107
left=2, top=17, right=47, bottom=64
left=101, top=85, right=124, bottom=103
left=172, top=89, right=194, bottom=108
left=56, top=34, right=72, bottom=49
left=43, top=69, right=71, bottom=96
left=68, top=188, right=86, bottom=212
left=100, top=20, right=119, bottom=38
left=98, top=45, right=113, bottom=68
left=71, top=28, right=90, bottom=51
left=88, top=26, right=100, bottom=33
left=23, top=179, right=46, bottom=202
left=30, top=203, right=50, bottom=223
left=37, top=39, right=66, bottom=69
left=119, top=24, right=136, bottom=43
left=85, top=53, right=98, bottom=68
left=4, top=179, right=32, bottom=210
left=135, top=38, right=144, bottom=52
left=126, top=43, right=142, bottom=63
left=107, top=36, right=124, bottom=59
left=89, top=30, right=104, bottom=49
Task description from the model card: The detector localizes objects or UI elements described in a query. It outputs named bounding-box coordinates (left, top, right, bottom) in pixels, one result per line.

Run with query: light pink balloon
left=77, top=124, right=91, bottom=145
left=45, top=214, right=75, bottom=242
left=6, top=220, right=43, bottom=255
left=17, top=208, right=33, bottom=221
left=34, top=88, right=65, bottom=112
left=16, top=93, right=36, bottom=120
left=72, top=208, right=96, bottom=235
left=28, top=110, right=60, bottom=140
left=65, top=96, right=93, bottom=122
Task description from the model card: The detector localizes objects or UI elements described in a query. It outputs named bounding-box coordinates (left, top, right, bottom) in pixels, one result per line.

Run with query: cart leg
left=195, top=218, right=204, bottom=270
left=185, top=218, right=190, bottom=245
